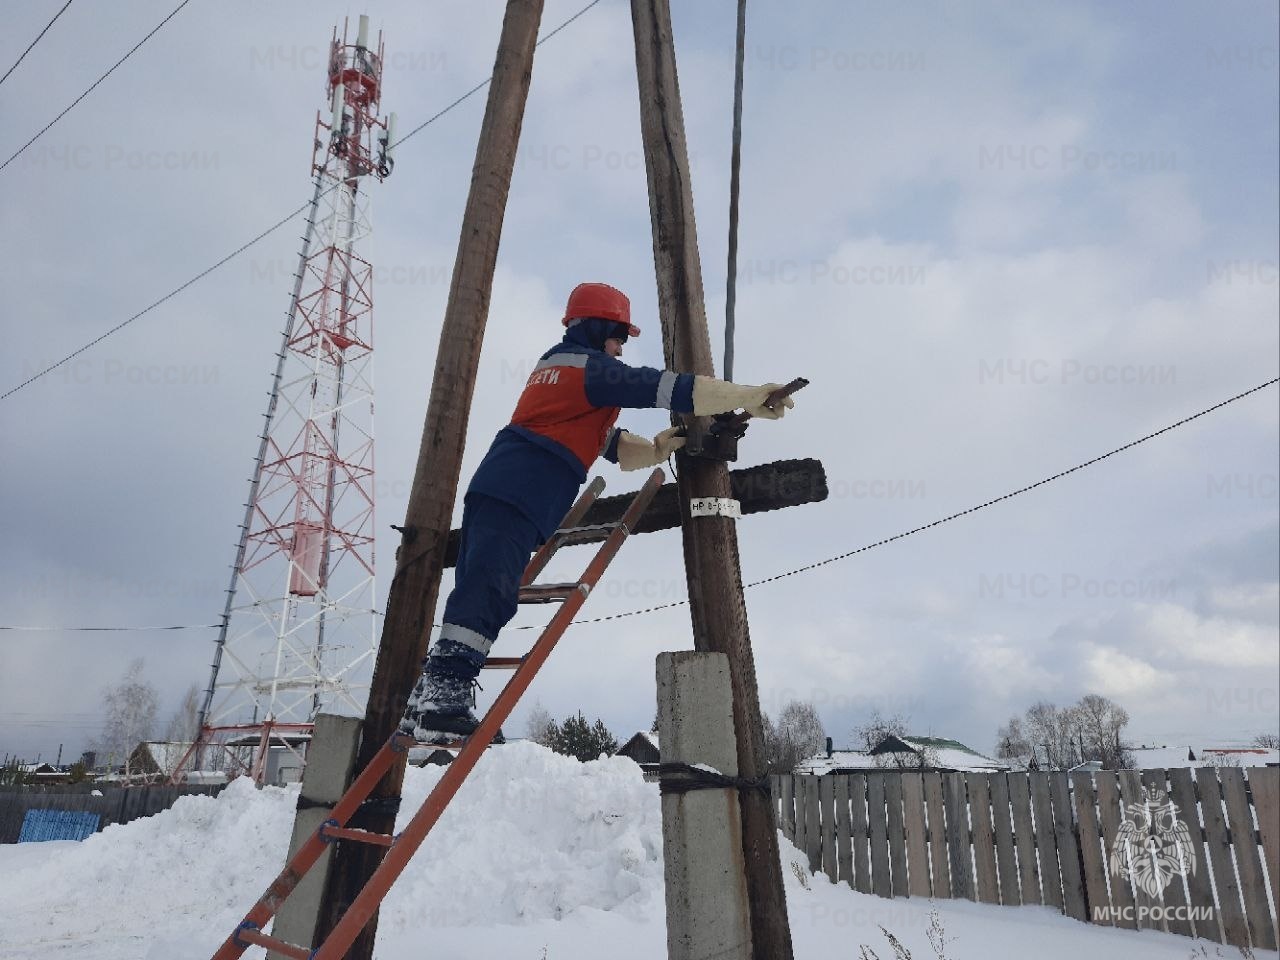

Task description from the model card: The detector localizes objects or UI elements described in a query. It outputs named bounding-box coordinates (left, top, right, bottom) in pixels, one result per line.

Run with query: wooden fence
left=0, top=782, right=226, bottom=844
left=772, top=767, right=1280, bottom=952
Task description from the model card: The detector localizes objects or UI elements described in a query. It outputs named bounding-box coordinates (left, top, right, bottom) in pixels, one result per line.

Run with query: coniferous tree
left=548, top=711, right=617, bottom=761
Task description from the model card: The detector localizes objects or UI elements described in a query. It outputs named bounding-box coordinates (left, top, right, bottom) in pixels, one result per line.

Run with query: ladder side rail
left=521, top=476, right=606, bottom=585
left=209, top=735, right=406, bottom=960
left=313, top=469, right=664, bottom=959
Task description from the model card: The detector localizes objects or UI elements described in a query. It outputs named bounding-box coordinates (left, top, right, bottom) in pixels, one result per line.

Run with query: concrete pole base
left=268, top=714, right=362, bottom=959
left=657, top=651, right=753, bottom=960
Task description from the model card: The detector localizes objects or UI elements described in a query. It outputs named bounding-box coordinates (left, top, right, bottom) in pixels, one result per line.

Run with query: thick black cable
left=1, top=0, right=606, bottom=402
left=0, top=0, right=74, bottom=88
left=0, top=0, right=193, bottom=172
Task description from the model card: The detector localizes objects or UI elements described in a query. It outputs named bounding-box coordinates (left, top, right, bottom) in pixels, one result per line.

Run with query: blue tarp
left=18, top=809, right=100, bottom=842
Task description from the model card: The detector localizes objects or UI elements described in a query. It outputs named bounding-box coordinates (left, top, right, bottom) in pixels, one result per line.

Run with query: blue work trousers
left=436, top=493, right=543, bottom=660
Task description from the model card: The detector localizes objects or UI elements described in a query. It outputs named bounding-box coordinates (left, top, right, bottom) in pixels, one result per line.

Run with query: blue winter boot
left=399, top=639, right=505, bottom=744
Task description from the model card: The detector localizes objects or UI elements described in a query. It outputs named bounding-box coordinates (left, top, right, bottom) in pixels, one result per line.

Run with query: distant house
left=795, top=749, right=880, bottom=776
left=870, top=735, right=1009, bottom=773
left=1125, top=745, right=1280, bottom=770
left=799, top=735, right=1009, bottom=775
left=126, top=741, right=195, bottom=782
left=616, top=731, right=661, bottom=781
left=18, top=762, right=74, bottom=784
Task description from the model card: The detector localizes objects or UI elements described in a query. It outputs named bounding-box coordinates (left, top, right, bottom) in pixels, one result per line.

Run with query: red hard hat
left=562, top=282, right=641, bottom=337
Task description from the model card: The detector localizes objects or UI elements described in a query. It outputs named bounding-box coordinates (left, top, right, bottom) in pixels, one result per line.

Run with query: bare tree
left=851, top=709, right=907, bottom=753
left=764, top=700, right=826, bottom=774
left=95, top=659, right=158, bottom=778
left=995, top=716, right=1031, bottom=762
left=1023, top=701, right=1081, bottom=770
left=850, top=709, right=937, bottom=769
left=1253, top=732, right=1280, bottom=750
left=1074, top=694, right=1131, bottom=769
left=524, top=700, right=555, bottom=747
left=163, top=683, right=201, bottom=744
left=1010, top=695, right=1132, bottom=770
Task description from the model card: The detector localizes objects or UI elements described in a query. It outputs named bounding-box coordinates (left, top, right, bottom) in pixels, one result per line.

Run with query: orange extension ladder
left=210, top=468, right=665, bottom=960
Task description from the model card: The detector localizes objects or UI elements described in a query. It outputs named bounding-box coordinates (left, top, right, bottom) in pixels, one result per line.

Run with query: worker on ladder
left=401, top=282, right=796, bottom=743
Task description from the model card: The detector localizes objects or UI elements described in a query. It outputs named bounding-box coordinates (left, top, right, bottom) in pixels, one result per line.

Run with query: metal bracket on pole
left=689, top=498, right=741, bottom=519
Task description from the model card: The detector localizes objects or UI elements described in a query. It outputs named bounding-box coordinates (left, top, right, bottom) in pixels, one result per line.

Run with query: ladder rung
left=553, top=521, right=620, bottom=546
left=235, top=925, right=310, bottom=960
left=320, top=823, right=395, bottom=847
left=518, top=582, right=587, bottom=604
left=482, top=656, right=524, bottom=669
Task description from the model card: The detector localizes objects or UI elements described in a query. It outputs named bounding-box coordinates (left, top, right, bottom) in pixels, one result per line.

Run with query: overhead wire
left=1, top=0, right=606, bottom=402
left=723, top=0, right=746, bottom=381
left=5, top=376, right=1274, bottom=635
left=0, top=0, right=194, bottom=172
left=0, top=0, right=74, bottom=88
left=0, top=202, right=310, bottom=401
left=540, top=375, right=1280, bottom=626
left=0, top=623, right=220, bottom=632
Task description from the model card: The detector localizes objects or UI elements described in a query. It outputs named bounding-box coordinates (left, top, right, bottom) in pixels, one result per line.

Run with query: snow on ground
left=0, top=742, right=1272, bottom=959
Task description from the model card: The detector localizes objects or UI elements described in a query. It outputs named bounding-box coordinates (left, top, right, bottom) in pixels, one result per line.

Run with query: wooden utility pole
left=631, top=2, right=794, bottom=958
left=314, top=2, right=545, bottom=957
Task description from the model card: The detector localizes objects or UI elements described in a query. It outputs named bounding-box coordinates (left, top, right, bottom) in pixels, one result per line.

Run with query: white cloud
left=1, top=1, right=1275, bottom=761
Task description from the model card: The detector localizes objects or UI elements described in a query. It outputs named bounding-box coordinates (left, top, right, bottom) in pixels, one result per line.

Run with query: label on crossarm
left=689, top=497, right=742, bottom=519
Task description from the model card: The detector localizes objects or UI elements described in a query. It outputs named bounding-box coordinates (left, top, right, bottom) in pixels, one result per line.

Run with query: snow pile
left=381, top=741, right=663, bottom=931
left=0, top=742, right=663, bottom=959
left=0, top=775, right=298, bottom=958
left=2, top=741, right=1274, bottom=960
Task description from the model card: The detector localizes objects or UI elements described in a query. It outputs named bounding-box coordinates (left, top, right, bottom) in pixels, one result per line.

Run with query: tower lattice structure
left=190, top=16, right=396, bottom=784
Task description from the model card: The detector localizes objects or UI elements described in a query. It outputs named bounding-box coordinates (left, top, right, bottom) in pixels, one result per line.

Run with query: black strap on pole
left=657, top=761, right=770, bottom=797
left=723, top=0, right=746, bottom=382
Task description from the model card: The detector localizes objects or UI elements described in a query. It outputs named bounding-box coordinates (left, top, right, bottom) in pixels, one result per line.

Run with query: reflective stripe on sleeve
left=656, top=370, right=678, bottom=410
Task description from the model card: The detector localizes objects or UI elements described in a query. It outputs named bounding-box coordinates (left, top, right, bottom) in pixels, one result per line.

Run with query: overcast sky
left=1, top=1, right=1276, bottom=765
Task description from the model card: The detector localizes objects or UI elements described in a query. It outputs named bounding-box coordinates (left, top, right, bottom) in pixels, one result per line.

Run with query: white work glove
left=617, top=427, right=687, bottom=471
left=691, top=376, right=795, bottom=419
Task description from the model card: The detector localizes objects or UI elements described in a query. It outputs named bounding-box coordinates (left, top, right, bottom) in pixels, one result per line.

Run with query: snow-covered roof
left=795, top=750, right=879, bottom=775
left=617, top=731, right=661, bottom=764
left=1125, top=746, right=1280, bottom=769
left=875, top=735, right=1009, bottom=772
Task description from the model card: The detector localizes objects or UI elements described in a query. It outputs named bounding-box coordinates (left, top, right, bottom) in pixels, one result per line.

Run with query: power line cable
left=0, top=201, right=310, bottom=401
left=6, top=376, right=1274, bottom=634
left=0, top=623, right=220, bottom=632
left=0, top=0, right=74, bottom=88
left=0, top=0, right=193, bottom=172
left=533, top=375, right=1280, bottom=627
left=1, top=0, right=606, bottom=402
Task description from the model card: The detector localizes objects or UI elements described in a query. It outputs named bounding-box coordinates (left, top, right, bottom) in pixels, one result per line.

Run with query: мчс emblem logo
left=1108, top=785, right=1196, bottom=899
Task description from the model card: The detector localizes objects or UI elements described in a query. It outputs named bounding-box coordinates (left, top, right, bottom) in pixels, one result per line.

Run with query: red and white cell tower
left=188, top=15, right=396, bottom=784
